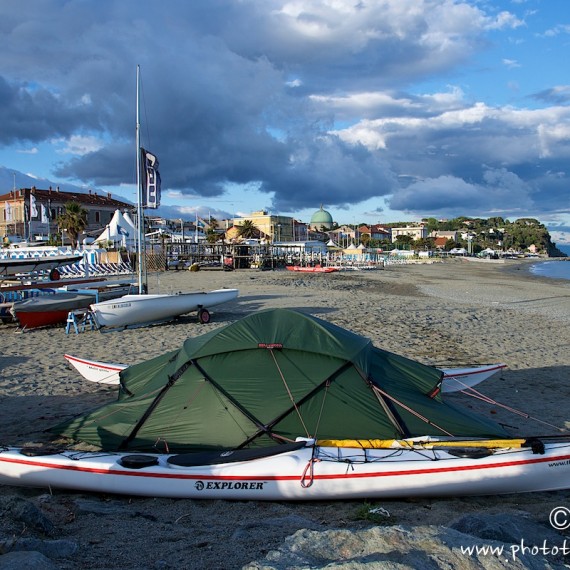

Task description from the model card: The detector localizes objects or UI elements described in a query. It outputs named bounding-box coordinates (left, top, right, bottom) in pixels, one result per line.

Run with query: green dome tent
left=52, top=309, right=508, bottom=452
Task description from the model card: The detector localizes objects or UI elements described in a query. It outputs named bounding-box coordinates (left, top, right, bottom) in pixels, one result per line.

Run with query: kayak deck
left=1, top=439, right=569, bottom=500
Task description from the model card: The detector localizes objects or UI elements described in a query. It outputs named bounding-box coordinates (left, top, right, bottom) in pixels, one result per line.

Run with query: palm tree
left=205, top=228, right=219, bottom=244
left=237, top=219, right=259, bottom=239
left=208, top=217, right=219, bottom=230
left=57, top=201, right=88, bottom=248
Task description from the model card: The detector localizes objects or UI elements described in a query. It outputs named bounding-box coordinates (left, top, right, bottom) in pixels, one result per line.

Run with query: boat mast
left=135, top=65, right=146, bottom=293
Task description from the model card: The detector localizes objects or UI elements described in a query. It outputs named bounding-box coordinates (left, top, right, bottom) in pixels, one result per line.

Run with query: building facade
left=1, top=186, right=132, bottom=242
left=391, top=225, right=428, bottom=242
left=231, top=210, right=307, bottom=242
left=359, top=224, right=392, bottom=241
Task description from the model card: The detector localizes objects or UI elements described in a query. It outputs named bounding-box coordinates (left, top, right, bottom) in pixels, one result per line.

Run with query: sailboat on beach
left=89, top=66, right=238, bottom=329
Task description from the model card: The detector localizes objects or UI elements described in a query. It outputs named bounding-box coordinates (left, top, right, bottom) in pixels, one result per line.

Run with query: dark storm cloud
left=0, top=0, right=567, bottom=224
left=0, top=75, right=104, bottom=144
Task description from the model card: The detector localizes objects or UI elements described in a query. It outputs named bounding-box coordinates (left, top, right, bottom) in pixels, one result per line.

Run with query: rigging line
left=167, top=379, right=209, bottom=428
left=138, top=67, right=153, bottom=151
left=460, top=387, right=563, bottom=431
left=370, top=382, right=408, bottom=437
left=191, top=359, right=278, bottom=444
left=267, top=348, right=310, bottom=437
left=371, top=385, right=454, bottom=437
left=84, top=383, right=167, bottom=429
left=208, top=382, right=259, bottom=441
left=312, top=380, right=330, bottom=441
left=239, top=360, right=355, bottom=448
left=118, top=359, right=194, bottom=450
left=352, top=366, right=409, bottom=437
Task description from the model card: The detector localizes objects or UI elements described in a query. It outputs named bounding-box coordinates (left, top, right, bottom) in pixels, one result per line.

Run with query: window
left=95, top=211, right=100, bottom=223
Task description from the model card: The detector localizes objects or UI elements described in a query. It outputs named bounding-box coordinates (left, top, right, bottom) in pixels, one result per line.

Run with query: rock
left=0, top=550, right=59, bottom=569
left=449, top=513, right=562, bottom=545
left=0, top=538, right=78, bottom=559
left=245, top=524, right=567, bottom=569
left=2, top=498, right=55, bottom=536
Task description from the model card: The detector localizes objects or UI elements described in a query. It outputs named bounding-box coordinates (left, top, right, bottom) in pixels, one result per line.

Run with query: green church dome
left=310, top=206, right=333, bottom=228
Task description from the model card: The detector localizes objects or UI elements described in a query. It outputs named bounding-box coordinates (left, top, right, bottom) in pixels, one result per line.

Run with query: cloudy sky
left=0, top=0, right=569, bottom=245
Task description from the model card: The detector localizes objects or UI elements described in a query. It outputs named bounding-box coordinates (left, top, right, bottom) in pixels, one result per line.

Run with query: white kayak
left=89, top=288, right=239, bottom=329
left=64, top=354, right=506, bottom=391
left=0, top=438, right=568, bottom=500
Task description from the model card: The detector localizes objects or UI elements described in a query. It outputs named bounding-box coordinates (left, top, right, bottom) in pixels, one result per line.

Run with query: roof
left=310, top=205, right=333, bottom=224
left=0, top=187, right=132, bottom=209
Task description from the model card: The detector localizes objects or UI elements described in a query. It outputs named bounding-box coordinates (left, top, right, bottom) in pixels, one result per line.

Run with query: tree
left=395, top=235, right=414, bottom=248
left=236, top=219, right=259, bottom=239
left=414, top=237, right=434, bottom=250
left=56, top=202, right=88, bottom=248
left=205, top=228, right=219, bottom=244
left=423, top=217, right=440, bottom=233
left=444, top=238, right=457, bottom=251
left=208, top=217, right=219, bottom=230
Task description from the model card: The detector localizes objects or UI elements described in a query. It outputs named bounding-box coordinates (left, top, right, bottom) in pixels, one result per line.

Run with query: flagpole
left=28, top=192, right=33, bottom=243
left=136, top=65, right=146, bottom=294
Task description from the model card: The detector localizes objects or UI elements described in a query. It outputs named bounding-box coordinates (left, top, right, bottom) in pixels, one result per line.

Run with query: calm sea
left=529, top=246, right=570, bottom=282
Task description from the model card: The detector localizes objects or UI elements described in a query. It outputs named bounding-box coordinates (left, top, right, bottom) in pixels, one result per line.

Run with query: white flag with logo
left=30, top=194, right=38, bottom=218
left=140, top=148, right=161, bottom=209
left=5, top=201, right=12, bottom=222
left=41, top=204, right=49, bottom=224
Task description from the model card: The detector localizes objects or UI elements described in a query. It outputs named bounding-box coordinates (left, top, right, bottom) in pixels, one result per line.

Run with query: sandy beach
left=1, top=258, right=569, bottom=569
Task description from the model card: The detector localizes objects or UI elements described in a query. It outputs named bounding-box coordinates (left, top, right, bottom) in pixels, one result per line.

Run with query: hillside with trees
left=426, top=217, right=564, bottom=256
left=366, top=217, right=565, bottom=256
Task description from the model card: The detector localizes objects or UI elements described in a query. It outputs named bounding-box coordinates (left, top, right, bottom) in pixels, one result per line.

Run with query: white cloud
left=486, top=11, right=525, bottom=31
left=502, top=58, right=521, bottom=68
left=56, top=135, right=104, bottom=156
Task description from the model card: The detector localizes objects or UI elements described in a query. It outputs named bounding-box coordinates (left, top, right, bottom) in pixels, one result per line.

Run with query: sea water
left=529, top=256, right=570, bottom=282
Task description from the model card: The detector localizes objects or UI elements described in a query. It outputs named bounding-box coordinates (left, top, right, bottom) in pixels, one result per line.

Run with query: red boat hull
left=15, top=308, right=72, bottom=329
left=286, top=266, right=338, bottom=273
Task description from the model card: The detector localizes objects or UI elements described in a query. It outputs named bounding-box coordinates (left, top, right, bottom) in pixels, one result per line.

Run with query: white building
left=391, top=225, right=428, bottom=242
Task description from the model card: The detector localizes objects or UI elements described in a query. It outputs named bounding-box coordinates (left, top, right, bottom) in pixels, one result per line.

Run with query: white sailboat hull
left=89, top=288, right=238, bottom=328
left=64, top=354, right=126, bottom=385
left=65, top=354, right=506, bottom=391
left=0, top=440, right=568, bottom=500
left=439, top=363, right=507, bottom=393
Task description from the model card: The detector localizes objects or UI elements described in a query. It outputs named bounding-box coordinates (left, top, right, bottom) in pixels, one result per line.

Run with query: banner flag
left=5, top=201, right=12, bottom=222
left=140, top=148, right=161, bottom=209
left=41, top=204, right=49, bottom=224
left=30, top=194, right=38, bottom=218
